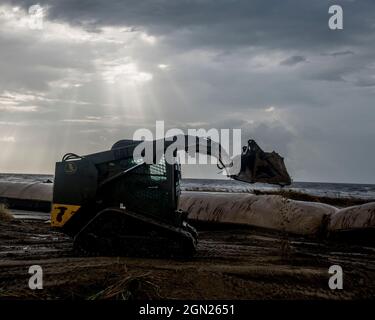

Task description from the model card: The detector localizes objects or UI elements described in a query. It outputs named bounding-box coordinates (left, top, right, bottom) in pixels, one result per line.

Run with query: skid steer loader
left=51, top=136, right=291, bottom=256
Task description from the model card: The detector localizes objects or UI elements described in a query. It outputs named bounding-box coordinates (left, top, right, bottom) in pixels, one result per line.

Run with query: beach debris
left=87, top=272, right=161, bottom=300
left=0, top=203, right=13, bottom=220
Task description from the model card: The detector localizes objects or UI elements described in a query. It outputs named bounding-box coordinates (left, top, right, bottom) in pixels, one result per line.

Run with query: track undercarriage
left=73, top=208, right=198, bottom=257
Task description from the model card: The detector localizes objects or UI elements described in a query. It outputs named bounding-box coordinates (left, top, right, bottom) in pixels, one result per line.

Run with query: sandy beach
left=1, top=177, right=374, bottom=300
left=1, top=210, right=374, bottom=300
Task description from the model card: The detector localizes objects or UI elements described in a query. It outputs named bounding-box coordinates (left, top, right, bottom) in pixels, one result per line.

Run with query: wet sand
left=0, top=216, right=374, bottom=300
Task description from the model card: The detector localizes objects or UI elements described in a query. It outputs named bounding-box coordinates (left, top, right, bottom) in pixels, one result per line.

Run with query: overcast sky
left=0, top=0, right=374, bottom=183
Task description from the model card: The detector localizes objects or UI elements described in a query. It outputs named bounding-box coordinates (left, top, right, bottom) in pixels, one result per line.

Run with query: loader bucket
left=231, top=140, right=292, bottom=186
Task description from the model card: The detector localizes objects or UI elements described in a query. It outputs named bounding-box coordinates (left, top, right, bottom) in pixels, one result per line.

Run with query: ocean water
left=1, top=173, right=375, bottom=200
left=182, top=179, right=375, bottom=200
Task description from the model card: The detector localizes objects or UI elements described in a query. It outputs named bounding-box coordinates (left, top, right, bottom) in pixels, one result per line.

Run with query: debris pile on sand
left=88, top=272, right=161, bottom=300
left=0, top=203, right=13, bottom=221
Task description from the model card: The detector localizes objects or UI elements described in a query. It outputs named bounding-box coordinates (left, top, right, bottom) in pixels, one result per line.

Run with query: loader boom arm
left=64, top=135, right=291, bottom=186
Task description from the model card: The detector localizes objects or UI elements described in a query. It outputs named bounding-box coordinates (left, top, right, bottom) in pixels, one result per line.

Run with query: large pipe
left=1, top=181, right=374, bottom=242
left=180, top=191, right=337, bottom=236
left=0, top=181, right=52, bottom=212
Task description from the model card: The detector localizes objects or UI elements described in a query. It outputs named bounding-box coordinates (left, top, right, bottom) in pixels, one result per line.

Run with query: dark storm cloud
left=5, top=0, right=375, bottom=51
left=354, top=76, right=375, bottom=87
left=0, top=0, right=374, bottom=183
left=280, top=55, right=307, bottom=66
left=321, top=50, right=355, bottom=57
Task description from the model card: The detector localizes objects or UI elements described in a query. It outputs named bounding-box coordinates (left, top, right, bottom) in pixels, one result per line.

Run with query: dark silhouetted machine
left=51, top=136, right=291, bottom=256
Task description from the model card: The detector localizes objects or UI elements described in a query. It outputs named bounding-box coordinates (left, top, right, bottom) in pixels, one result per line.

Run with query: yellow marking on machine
left=51, top=204, right=81, bottom=227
